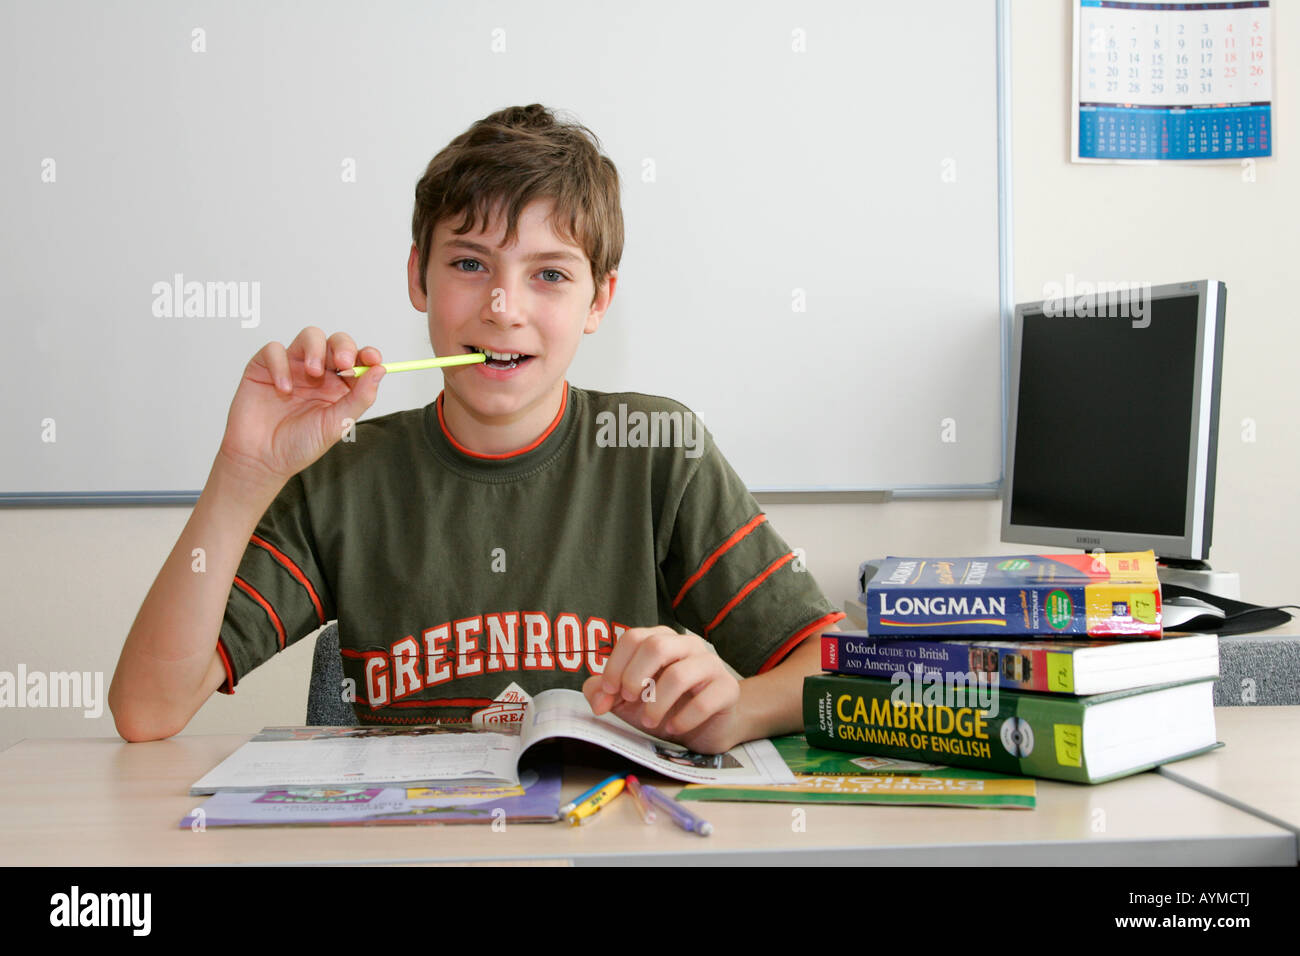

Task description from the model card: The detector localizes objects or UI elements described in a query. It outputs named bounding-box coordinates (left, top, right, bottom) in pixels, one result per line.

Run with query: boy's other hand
left=218, top=327, right=386, bottom=486
left=582, top=626, right=743, bottom=755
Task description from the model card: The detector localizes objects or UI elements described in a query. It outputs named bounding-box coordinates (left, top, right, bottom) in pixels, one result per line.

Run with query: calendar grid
left=1074, top=0, right=1273, bottom=161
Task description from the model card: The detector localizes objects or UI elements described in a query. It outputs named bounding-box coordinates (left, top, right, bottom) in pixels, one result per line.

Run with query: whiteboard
left=0, top=0, right=1009, bottom=502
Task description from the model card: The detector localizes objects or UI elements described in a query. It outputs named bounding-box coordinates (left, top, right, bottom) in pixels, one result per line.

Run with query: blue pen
left=638, top=780, right=713, bottom=837
left=559, top=774, right=624, bottom=816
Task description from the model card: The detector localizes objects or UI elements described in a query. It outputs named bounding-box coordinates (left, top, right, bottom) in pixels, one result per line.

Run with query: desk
left=0, top=717, right=1294, bottom=866
left=1157, top=706, right=1300, bottom=861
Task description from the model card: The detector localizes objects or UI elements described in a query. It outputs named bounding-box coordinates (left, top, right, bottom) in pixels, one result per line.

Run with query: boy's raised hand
left=217, top=327, right=386, bottom=487
left=582, top=626, right=744, bottom=756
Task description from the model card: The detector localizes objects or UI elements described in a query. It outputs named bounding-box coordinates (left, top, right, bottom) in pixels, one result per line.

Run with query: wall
left=2, top=0, right=1296, bottom=751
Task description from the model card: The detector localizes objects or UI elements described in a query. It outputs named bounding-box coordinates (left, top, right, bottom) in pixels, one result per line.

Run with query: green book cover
left=772, top=733, right=1013, bottom=779
left=803, top=674, right=1221, bottom=784
left=677, top=734, right=1037, bottom=808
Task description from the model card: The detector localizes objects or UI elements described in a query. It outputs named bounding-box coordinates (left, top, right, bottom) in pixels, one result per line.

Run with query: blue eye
left=450, top=259, right=567, bottom=283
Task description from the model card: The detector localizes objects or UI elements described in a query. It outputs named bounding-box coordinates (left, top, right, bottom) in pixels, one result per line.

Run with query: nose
left=481, top=276, right=527, bottom=329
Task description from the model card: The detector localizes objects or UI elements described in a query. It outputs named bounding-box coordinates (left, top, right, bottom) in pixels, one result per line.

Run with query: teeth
left=474, top=347, right=525, bottom=361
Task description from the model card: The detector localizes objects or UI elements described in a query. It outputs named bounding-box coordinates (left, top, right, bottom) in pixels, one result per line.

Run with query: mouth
left=464, top=345, right=536, bottom=371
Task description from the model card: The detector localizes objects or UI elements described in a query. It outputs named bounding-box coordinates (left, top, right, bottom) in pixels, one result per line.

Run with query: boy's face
left=407, top=198, right=616, bottom=435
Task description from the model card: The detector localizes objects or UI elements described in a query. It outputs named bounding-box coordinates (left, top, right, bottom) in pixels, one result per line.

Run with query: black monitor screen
left=1009, top=294, right=1199, bottom=537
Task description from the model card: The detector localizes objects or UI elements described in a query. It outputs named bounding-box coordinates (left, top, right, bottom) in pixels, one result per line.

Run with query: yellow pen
left=565, top=776, right=626, bottom=826
left=336, top=353, right=487, bottom=377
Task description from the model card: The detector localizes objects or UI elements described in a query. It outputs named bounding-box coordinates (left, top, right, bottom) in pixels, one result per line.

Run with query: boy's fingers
left=639, top=655, right=714, bottom=725
left=597, top=627, right=651, bottom=696
left=288, top=326, right=328, bottom=376
left=606, top=696, right=650, bottom=733
left=582, top=675, right=617, bottom=715
left=599, top=626, right=682, bottom=697
left=606, top=693, right=694, bottom=742
left=326, top=331, right=358, bottom=371
left=616, top=631, right=692, bottom=703
left=325, top=365, right=385, bottom=438
left=335, top=351, right=382, bottom=388
left=259, top=342, right=292, bottom=393
left=333, top=347, right=382, bottom=377
left=349, top=363, right=385, bottom=407
left=662, top=678, right=738, bottom=737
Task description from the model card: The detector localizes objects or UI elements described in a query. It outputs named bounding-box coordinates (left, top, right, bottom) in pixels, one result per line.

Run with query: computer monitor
left=1001, top=279, right=1226, bottom=563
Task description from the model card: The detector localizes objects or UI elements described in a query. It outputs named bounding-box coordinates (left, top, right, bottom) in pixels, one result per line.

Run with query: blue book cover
left=858, top=552, right=1163, bottom=638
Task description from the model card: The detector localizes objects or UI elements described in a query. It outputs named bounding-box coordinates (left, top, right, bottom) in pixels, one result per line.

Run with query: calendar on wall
left=1073, top=0, right=1274, bottom=163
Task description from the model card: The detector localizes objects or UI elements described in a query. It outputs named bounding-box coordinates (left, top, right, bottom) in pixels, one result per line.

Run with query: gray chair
left=1213, top=633, right=1300, bottom=706
left=306, top=622, right=355, bottom=725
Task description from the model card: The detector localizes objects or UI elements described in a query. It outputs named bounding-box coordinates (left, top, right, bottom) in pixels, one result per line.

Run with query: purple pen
left=638, top=780, right=713, bottom=836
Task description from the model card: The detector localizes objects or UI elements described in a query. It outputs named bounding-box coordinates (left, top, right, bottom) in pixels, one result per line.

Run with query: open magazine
left=190, top=688, right=794, bottom=795
left=180, top=764, right=566, bottom=828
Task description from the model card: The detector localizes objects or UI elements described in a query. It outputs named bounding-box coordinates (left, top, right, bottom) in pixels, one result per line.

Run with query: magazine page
left=520, top=688, right=795, bottom=785
left=181, top=763, right=562, bottom=826
left=189, top=725, right=525, bottom=795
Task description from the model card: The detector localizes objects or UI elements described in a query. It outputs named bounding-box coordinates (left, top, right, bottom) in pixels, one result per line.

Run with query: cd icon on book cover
left=1000, top=716, right=1035, bottom=758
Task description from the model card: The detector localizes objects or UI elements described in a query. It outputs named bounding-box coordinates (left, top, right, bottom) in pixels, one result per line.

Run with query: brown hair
left=411, top=104, right=623, bottom=302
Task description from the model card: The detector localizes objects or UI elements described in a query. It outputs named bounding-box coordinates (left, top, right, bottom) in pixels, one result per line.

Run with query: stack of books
left=804, top=551, right=1222, bottom=784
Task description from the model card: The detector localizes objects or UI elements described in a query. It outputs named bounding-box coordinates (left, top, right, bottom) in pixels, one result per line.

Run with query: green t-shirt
left=217, top=384, right=843, bottom=725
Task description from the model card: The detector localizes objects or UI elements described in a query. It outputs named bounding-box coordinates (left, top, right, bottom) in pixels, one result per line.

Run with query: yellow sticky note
left=1046, top=652, right=1075, bottom=693
left=1131, top=592, right=1157, bottom=624
left=1054, top=724, right=1083, bottom=767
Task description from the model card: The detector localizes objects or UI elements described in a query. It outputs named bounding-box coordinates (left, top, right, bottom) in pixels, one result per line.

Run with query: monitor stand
left=1157, top=558, right=1241, bottom=600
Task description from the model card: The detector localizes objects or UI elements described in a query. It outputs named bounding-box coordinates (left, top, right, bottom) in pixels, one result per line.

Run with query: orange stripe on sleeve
left=672, top=513, right=768, bottom=609
left=757, top=610, right=846, bottom=675
left=249, top=534, right=326, bottom=625
left=704, top=550, right=795, bottom=635
left=233, top=576, right=287, bottom=651
left=215, top=636, right=237, bottom=695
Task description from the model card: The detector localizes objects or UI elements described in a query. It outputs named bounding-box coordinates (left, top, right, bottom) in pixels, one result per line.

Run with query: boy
left=109, top=104, right=843, bottom=754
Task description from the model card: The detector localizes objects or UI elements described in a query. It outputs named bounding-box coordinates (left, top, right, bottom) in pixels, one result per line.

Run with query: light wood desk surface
left=0, top=716, right=1295, bottom=866
left=1157, top=705, right=1300, bottom=860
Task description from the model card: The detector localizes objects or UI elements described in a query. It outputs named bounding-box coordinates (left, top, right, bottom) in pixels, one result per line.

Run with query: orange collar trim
left=435, top=383, right=570, bottom=460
